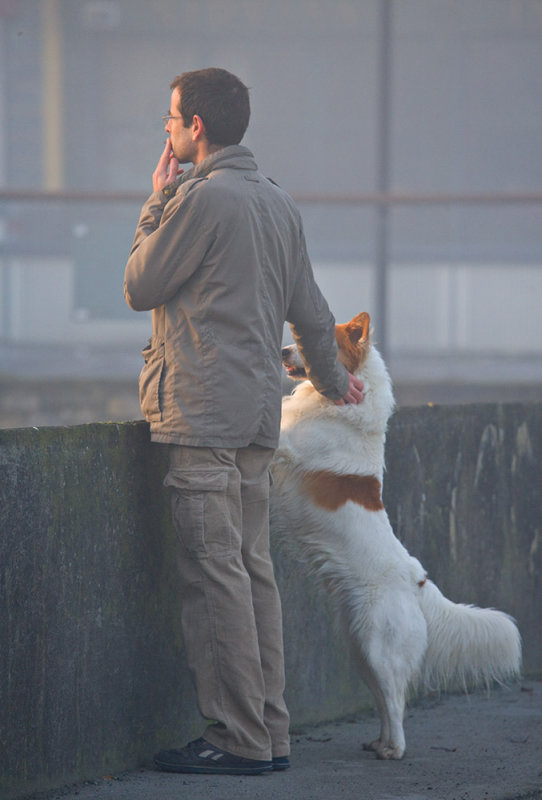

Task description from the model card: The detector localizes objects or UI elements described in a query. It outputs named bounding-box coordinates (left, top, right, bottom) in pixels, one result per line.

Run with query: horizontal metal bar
left=0, top=189, right=148, bottom=203
left=292, top=191, right=542, bottom=206
left=1, top=189, right=542, bottom=205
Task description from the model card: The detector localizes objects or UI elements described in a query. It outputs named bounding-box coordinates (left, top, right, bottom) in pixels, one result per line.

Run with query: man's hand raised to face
left=153, top=138, right=183, bottom=192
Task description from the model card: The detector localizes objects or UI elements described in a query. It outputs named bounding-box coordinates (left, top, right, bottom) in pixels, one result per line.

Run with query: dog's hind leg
left=363, top=669, right=407, bottom=759
left=356, top=658, right=399, bottom=758
left=338, top=609, right=409, bottom=759
left=352, top=642, right=407, bottom=760
left=351, top=591, right=427, bottom=760
left=324, top=578, right=403, bottom=759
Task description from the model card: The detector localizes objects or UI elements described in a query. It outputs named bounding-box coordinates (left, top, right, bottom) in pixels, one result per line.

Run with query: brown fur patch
left=301, top=470, right=384, bottom=512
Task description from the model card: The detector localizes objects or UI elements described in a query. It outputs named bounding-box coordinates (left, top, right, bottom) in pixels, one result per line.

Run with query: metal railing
left=3, top=188, right=542, bottom=205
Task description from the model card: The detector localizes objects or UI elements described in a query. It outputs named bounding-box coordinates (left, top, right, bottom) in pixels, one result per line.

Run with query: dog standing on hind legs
left=270, top=311, right=522, bottom=760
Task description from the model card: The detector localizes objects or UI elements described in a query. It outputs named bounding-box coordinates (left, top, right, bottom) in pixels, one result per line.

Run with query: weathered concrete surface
left=384, top=403, right=542, bottom=675
left=1, top=404, right=541, bottom=799
left=0, top=424, right=195, bottom=799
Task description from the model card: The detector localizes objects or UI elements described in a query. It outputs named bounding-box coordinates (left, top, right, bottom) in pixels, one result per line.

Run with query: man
left=124, top=68, right=364, bottom=776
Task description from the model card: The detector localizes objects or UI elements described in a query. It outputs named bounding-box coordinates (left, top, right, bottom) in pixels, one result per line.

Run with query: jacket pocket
left=164, top=468, right=234, bottom=559
left=139, top=340, right=165, bottom=422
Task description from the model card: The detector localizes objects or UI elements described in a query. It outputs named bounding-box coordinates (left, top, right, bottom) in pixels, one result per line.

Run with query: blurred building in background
left=1, top=0, right=542, bottom=425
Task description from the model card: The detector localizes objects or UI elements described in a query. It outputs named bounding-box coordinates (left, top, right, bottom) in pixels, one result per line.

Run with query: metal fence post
left=375, top=0, right=393, bottom=361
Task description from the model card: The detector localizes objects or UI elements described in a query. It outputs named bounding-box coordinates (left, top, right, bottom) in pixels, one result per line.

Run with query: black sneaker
left=154, top=737, right=273, bottom=775
left=272, top=755, right=290, bottom=771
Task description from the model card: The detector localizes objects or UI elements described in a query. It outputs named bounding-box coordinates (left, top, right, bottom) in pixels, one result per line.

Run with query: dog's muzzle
left=281, top=344, right=307, bottom=379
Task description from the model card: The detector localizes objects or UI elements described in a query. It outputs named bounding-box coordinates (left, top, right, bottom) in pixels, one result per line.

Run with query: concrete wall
left=1, top=404, right=541, bottom=799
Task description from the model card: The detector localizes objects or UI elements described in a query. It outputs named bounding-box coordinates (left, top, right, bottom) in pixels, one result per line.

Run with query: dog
left=270, top=311, right=522, bottom=760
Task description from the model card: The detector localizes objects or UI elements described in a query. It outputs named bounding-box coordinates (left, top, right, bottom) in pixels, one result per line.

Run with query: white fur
left=271, top=338, right=522, bottom=760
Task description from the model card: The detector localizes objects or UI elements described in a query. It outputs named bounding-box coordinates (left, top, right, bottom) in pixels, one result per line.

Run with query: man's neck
left=193, top=142, right=224, bottom=165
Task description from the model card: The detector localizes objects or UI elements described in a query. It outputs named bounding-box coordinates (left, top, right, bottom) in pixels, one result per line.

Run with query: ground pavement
left=26, top=679, right=542, bottom=800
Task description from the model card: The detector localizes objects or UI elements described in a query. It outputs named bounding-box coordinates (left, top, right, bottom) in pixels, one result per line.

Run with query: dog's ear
left=346, top=312, right=370, bottom=344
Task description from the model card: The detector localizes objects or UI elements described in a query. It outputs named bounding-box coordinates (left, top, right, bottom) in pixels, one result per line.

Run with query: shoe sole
left=154, top=759, right=273, bottom=775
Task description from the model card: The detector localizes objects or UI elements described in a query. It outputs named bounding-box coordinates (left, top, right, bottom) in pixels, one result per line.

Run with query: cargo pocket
left=164, top=468, right=235, bottom=559
left=139, top=340, right=165, bottom=422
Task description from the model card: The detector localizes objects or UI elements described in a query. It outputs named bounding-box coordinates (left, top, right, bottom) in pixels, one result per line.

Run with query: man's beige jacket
left=124, top=145, right=349, bottom=448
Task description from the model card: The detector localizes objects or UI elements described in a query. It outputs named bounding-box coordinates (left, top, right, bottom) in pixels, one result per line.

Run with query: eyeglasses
left=162, top=113, right=184, bottom=125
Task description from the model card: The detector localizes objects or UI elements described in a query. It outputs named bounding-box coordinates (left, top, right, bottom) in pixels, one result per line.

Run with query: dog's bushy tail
left=417, top=579, right=522, bottom=692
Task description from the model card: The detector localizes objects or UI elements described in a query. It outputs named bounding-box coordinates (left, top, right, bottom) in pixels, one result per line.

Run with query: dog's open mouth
left=281, top=344, right=307, bottom=380
left=284, top=364, right=307, bottom=379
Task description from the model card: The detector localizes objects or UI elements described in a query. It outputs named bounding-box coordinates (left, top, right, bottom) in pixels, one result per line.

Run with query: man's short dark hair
left=170, top=68, right=250, bottom=147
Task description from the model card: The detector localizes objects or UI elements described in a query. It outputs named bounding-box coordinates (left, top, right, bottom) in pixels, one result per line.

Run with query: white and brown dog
left=270, top=311, right=521, bottom=760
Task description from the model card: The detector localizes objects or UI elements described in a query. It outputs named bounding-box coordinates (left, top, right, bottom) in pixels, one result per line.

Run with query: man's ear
left=192, top=114, right=206, bottom=140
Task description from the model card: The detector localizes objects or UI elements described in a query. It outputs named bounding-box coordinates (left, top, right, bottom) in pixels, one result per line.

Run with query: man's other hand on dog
left=335, top=373, right=365, bottom=405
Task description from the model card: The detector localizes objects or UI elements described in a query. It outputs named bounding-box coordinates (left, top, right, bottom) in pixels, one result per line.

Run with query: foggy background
left=1, top=0, right=542, bottom=427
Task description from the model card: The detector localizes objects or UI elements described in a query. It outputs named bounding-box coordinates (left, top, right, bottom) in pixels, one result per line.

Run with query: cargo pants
left=164, top=443, right=290, bottom=761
